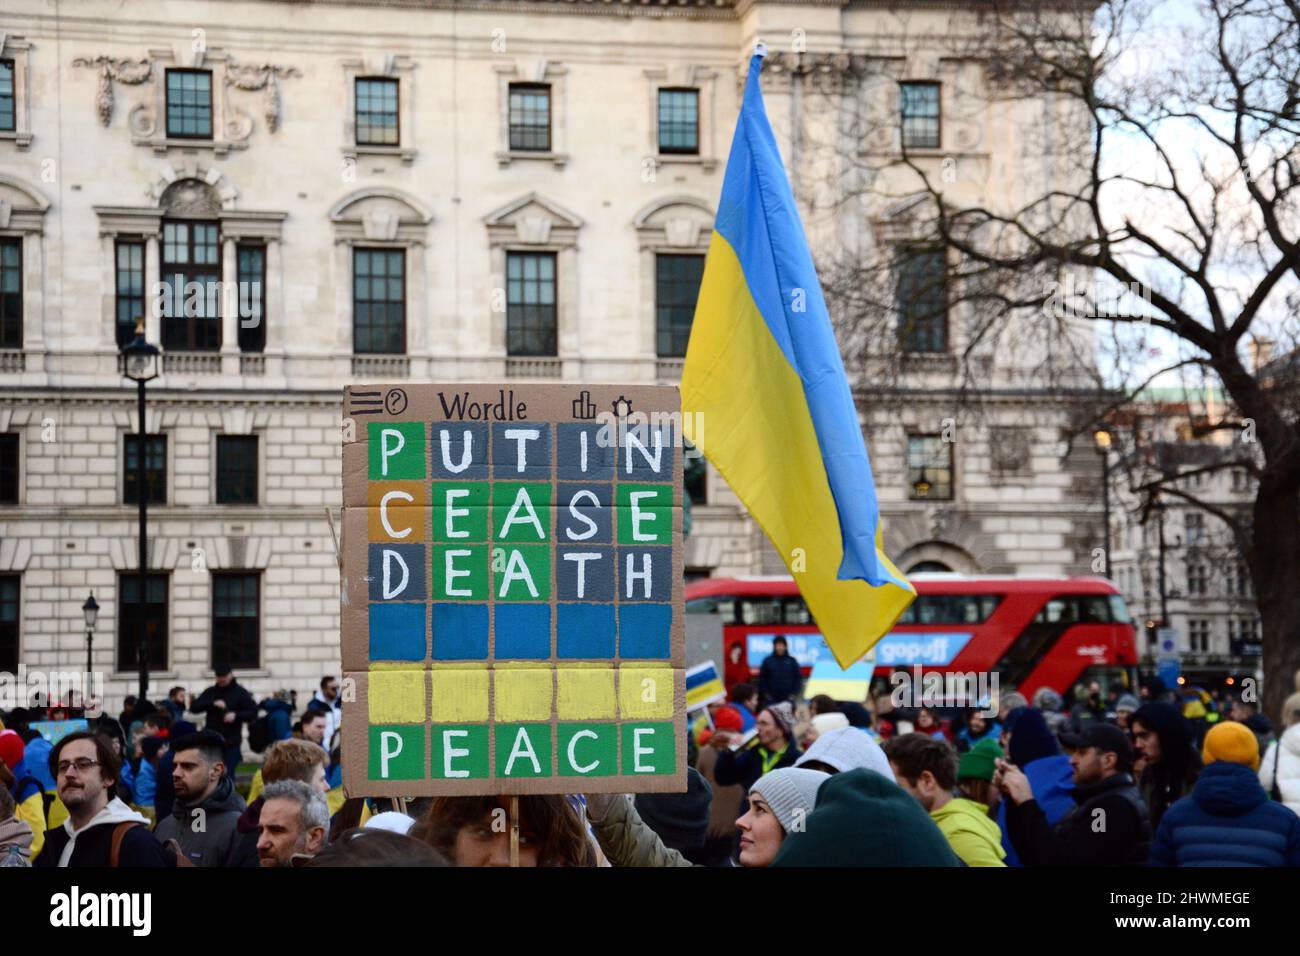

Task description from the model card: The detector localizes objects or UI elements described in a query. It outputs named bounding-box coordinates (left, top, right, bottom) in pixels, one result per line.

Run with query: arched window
left=907, top=560, right=953, bottom=574
left=159, top=180, right=222, bottom=351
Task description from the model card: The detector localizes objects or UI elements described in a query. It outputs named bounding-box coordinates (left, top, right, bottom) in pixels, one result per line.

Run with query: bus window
left=897, top=594, right=1003, bottom=625
left=740, top=598, right=784, bottom=626
left=783, top=598, right=811, bottom=624
left=1034, top=596, right=1114, bottom=625
left=1107, top=595, right=1133, bottom=623
left=685, top=596, right=737, bottom=625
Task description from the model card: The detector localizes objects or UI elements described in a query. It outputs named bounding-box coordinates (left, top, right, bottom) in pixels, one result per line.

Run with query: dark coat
left=153, top=774, right=257, bottom=867
left=35, top=799, right=168, bottom=868
left=712, top=739, right=800, bottom=793
left=1150, top=761, right=1300, bottom=866
left=191, top=680, right=258, bottom=748
left=1006, top=772, right=1151, bottom=866
left=757, top=653, right=802, bottom=705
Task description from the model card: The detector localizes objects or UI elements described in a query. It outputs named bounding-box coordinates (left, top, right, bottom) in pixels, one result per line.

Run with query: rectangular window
left=0, top=60, right=15, bottom=132
left=161, top=221, right=222, bottom=351
left=506, top=252, right=557, bottom=357
left=216, top=435, right=258, bottom=505
left=115, top=240, right=146, bottom=348
left=124, top=434, right=167, bottom=505
left=655, top=253, right=705, bottom=358
left=236, top=244, right=266, bottom=353
left=0, top=575, right=18, bottom=673
left=0, top=237, right=21, bottom=349
left=896, top=247, right=948, bottom=353
left=165, top=69, right=213, bottom=139
left=907, top=434, right=953, bottom=500
left=900, top=82, right=941, bottom=149
left=1188, top=619, right=1210, bottom=653
left=508, top=84, right=551, bottom=151
left=658, top=88, right=699, bottom=154
left=0, top=433, right=18, bottom=505
left=353, top=248, right=405, bottom=354
left=1186, top=564, right=1208, bottom=596
left=1241, top=617, right=1259, bottom=641
left=355, top=78, right=399, bottom=146
left=212, top=572, right=260, bottom=670
left=117, top=573, right=168, bottom=673
left=1184, top=511, right=1204, bottom=545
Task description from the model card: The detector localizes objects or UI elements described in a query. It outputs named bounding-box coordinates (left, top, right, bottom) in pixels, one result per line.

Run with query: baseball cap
left=1059, top=723, right=1134, bottom=768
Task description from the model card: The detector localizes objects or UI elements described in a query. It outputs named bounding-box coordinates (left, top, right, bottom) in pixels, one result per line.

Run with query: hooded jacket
left=931, top=797, right=1006, bottom=867
left=1259, top=723, right=1300, bottom=816
left=0, top=815, right=34, bottom=862
left=153, top=774, right=257, bottom=867
left=773, top=768, right=962, bottom=867
left=34, top=797, right=167, bottom=867
left=7, top=760, right=47, bottom=861
left=1151, top=760, right=1300, bottom=866
left=1132, top=701, right=1201, bottom=829
left=998, top=708, right=1076, bottom=866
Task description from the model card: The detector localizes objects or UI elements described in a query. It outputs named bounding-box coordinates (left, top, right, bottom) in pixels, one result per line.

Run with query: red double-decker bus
left=686, top=574, right=1139, bottom=700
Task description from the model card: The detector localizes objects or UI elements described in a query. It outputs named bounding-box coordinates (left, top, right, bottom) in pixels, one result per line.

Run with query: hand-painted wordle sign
left=341, top=384, right=687, bottom=796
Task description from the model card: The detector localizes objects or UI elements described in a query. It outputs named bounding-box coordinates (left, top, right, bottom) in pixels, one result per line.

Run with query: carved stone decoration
left=128, top=103, right=156, bottom=138
left=159, top=179, right=223, bottom=219
left=72, top=56, right=152, bottom=127
left=224, top=61, right=302, bottom=134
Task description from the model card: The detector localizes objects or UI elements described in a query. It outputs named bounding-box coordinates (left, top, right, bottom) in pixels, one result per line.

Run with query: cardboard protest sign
left=341, top=384, right=687, bottom=796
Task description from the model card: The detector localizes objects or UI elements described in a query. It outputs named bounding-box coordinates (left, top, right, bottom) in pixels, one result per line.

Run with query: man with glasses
left=35, top=731, right=167, bottom=867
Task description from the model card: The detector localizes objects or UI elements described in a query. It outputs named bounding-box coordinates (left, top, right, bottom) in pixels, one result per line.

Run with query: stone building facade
left=1106, top=386, right=1263, bottom=685
left=0, top=0, right=1106, bottom=710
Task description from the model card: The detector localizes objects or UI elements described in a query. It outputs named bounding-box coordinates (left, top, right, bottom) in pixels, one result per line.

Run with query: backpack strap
left=109, top=821, right=141, bottom=868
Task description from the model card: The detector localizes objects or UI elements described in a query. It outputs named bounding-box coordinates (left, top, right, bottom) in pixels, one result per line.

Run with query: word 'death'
left=341, top=384, right=687, bottom=796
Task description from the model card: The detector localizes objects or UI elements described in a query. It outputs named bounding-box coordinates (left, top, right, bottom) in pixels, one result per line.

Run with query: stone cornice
left=209, top=0, right=740, bottom=20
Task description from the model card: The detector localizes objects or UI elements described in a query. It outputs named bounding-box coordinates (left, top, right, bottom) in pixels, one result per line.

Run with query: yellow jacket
left=931, top=797, right=1007, bottom=867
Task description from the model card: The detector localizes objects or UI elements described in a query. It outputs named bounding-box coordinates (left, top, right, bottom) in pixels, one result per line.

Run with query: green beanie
left=772, top=768, right=961, bottom=867
left=957, top=737, right=1004, bottom=782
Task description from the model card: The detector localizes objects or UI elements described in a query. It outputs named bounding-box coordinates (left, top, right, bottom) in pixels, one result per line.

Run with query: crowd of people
left=2, top=654, right=1299, bottom=867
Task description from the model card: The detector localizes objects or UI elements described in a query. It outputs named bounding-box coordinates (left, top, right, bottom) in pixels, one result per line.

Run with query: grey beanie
left=749, top=767, right=829, bottom=834
left=795, top=726, right=896, bottom=781
left=1115, top=693, right=1141, bottom=713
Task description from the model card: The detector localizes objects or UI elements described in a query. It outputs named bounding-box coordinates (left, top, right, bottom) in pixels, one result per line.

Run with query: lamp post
left=82, top=591, right=99, bottom=679
left=121, top=319, right=160, bottom=702
left=1093, top=429, right=1113, bottom=578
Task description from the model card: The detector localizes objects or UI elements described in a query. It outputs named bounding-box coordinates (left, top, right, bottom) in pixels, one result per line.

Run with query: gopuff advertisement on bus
left=745, top=631, right=974, bottom=670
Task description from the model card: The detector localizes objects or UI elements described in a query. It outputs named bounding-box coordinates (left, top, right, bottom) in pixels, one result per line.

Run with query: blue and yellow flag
left=682, top=50, right=915, bottom=669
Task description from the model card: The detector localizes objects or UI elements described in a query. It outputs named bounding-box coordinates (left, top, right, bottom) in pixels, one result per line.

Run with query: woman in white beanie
left=585, top=766, right=828, bottom=868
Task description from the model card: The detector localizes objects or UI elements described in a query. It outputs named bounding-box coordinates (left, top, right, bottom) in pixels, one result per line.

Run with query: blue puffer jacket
left=1150, top=761, right=1300, bottom=866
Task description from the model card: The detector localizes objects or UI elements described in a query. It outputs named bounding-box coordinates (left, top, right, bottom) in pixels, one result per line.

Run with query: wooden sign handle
left=509, top=796, right=520, bottom=867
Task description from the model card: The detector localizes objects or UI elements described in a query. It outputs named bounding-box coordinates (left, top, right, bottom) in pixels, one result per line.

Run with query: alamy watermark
left=889, top=667, right=999, bottom=718
left=1043, top=273, right=1152, bottom=320
left=149, top=277, right=262, bottom=328
left=0, top=666, right=105, bottom=716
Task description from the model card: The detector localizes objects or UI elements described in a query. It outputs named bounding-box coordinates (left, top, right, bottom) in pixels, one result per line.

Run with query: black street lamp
left=82, top=591, right=99, bottom=678
left=120, top=319, right=160, bottom=702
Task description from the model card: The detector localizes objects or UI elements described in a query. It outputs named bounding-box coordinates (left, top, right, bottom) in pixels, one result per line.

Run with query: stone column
left=221, top=237, right=240, bottom=375
left=144, top=236, right=162, bottom=347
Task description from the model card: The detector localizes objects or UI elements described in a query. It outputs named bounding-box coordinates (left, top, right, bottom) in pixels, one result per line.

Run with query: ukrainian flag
left=682, top=49, right=915, bottom=669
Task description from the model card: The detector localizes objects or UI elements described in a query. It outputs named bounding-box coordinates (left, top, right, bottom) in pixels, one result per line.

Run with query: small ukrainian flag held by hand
left=682, top=47, right=916, bottom=669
